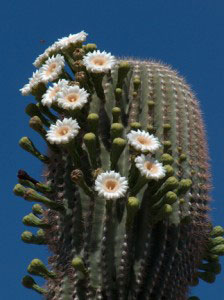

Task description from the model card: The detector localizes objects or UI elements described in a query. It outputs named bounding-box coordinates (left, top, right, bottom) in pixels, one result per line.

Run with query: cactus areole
left=15, top=31, right=223, bottom=300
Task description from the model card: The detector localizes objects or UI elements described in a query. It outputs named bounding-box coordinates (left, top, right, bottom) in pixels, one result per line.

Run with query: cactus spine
left=15, top=31, right=223, bottom=300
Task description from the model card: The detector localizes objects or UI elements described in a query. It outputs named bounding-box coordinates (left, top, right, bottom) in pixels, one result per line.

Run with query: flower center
left=57, top=126, right=69, bottom=136
left=105, top=179, right=118, bottom=192
left=46, top=63, right=57, bottom=75
left=92, top=57, right=106, bottom=66
left=137, top=136, right=151, bottom=145
left=67, top=93, right=79, bottom=102
left=145, top=162, right=158, bottom=174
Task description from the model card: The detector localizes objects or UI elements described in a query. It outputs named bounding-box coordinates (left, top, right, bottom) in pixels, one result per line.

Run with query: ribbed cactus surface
left=14, top=32, right=224, bottom=300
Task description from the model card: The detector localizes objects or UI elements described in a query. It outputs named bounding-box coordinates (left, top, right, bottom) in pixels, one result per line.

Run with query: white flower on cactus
left=95, top=171, right=128, bottom=200
left=46, top=117, right=80, bottom=144
left=83, top=50, right=116, bottom=73
left=127, top=130, right=161, bottom=153
left=20, top=70, right=42, bottom=96
left=33, top=42, right=61, bottom=68
left=57, top=85, right=89, bottom=110
left=56, top=31, right=88, bottom=49
left=39, top=54, right=65, bottom=83
left=41, top=79, right=69, bottom=107
left=135, top=155, right=166, bottom=180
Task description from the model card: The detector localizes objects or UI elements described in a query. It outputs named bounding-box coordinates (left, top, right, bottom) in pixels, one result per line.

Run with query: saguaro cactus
left=14, top=31, right=224, bottom=300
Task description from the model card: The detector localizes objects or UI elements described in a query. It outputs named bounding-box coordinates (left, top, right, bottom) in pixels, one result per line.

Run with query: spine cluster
left=14, top=31, right=224, bottom=300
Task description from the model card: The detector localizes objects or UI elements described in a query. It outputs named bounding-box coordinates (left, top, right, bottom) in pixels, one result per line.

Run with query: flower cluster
left=33, top=31, right=88, bottom=67
left=21, top=31, right=116, bottom=98
left=20, top=30, right=166, bottom=204
left=41, top=79, right=69, bottom=107
left=127, top=129, right=166, bottom=180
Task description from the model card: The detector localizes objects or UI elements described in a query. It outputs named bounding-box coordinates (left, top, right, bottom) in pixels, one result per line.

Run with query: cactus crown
left=15, top=31, right=223, bottom=300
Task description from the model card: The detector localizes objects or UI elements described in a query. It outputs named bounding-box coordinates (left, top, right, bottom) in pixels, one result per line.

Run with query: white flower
left=46, top=118, right=80, bottom=144
left=57, top=85, right=89, bottom=110
left=127, top=130, right=161, bottom=153
left=39, top=54, right=65, bottom=83
left=56, top=31, right=88, bottom=49
left=95, top=171, right=128, bottom=200
left=135, top=155, right=166, bottom=180
left=41, top=79, right=69, bottom=107
left=20, top=70, right=42, bottom=96
left=33, top=42, right=61, bottom=68
left=83, top=50, right=116, bottom=73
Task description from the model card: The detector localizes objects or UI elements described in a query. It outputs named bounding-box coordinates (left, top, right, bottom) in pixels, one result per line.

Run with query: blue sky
left=1, top=0, right=224, bottom=299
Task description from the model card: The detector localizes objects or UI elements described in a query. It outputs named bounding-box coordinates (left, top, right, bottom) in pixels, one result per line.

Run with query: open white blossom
left=56, top=31, right=88, bottom=49
left=41, top=79, right=69, bottom=107
left=83, top=50, right=116, bottom=73
left=135, top=155, right=166, bottom=180
left=57, top=85, right=89, bottom=110
left=95, top=171, right=128, bottom=200
left=46, top=118, right=80, bottom=144
left=33, top=42, right=61, bottom=68
left=127, top=130, right=161, bottom=153
left=39, top=54, right=65, bottom=83
left=20, top=70, right=42, bottom=96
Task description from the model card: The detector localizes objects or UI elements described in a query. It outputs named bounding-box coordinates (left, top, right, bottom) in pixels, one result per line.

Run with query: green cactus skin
left=15, top=33, right=223, bottom=300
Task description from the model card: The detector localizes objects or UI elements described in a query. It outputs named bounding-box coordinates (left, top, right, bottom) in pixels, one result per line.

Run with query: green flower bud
left=111, top=123, right=124, bottom=139
left=21, top=231, right=33, bottom=243
left=210, top=226, right=224, bottom=237
left=23, top=213, right=50, bottom=228
left=87, top=113, right=99, bottom=134
left=28, top=258, right=56, bottom=279
left=163, top=165, right=174, bottom=177
left=133, top=76, right=141, bottom=90
left=148, top=100, right=155, bottom=108
left=13, top=184, right=26, bottom=196
left=83, top=43, right=97, bottom=53
left=126, top=197, right=140, bottom=226
left=160, top=154, right=174, bottom=165
left=177, top=179, right=192, bottom=195
left=210, top=244, right=224, bottom=256
left=32, top=204, right=44, bottom=215
left=163, top=123, right=171, bottom=131
left=130, top=122, right=141, bottom=131
left=164, top=191, right=177, bottom=205
left=112, top=107, right=121, bottom=123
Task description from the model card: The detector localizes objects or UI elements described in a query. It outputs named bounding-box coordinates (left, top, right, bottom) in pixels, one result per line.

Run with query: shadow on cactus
left=14, top=31, right=224, bottom=300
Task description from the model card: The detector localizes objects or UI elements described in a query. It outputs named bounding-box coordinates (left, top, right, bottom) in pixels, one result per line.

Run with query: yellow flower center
left=104, top=179, right=118, bottom=192
left=92, top=56, right=107, bottom=66
left=144, top=162, right=158, bottom=174
left=67, top=93, right=79, bottom=102
left=137, top=136, right=151, bottom=146
left=57, top=126, right=69, bottom=136
left=46, top=63, right=57, bottom=75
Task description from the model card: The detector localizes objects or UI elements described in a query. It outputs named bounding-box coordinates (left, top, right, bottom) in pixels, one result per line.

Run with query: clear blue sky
left=1, top=0, right=224, bottom=299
